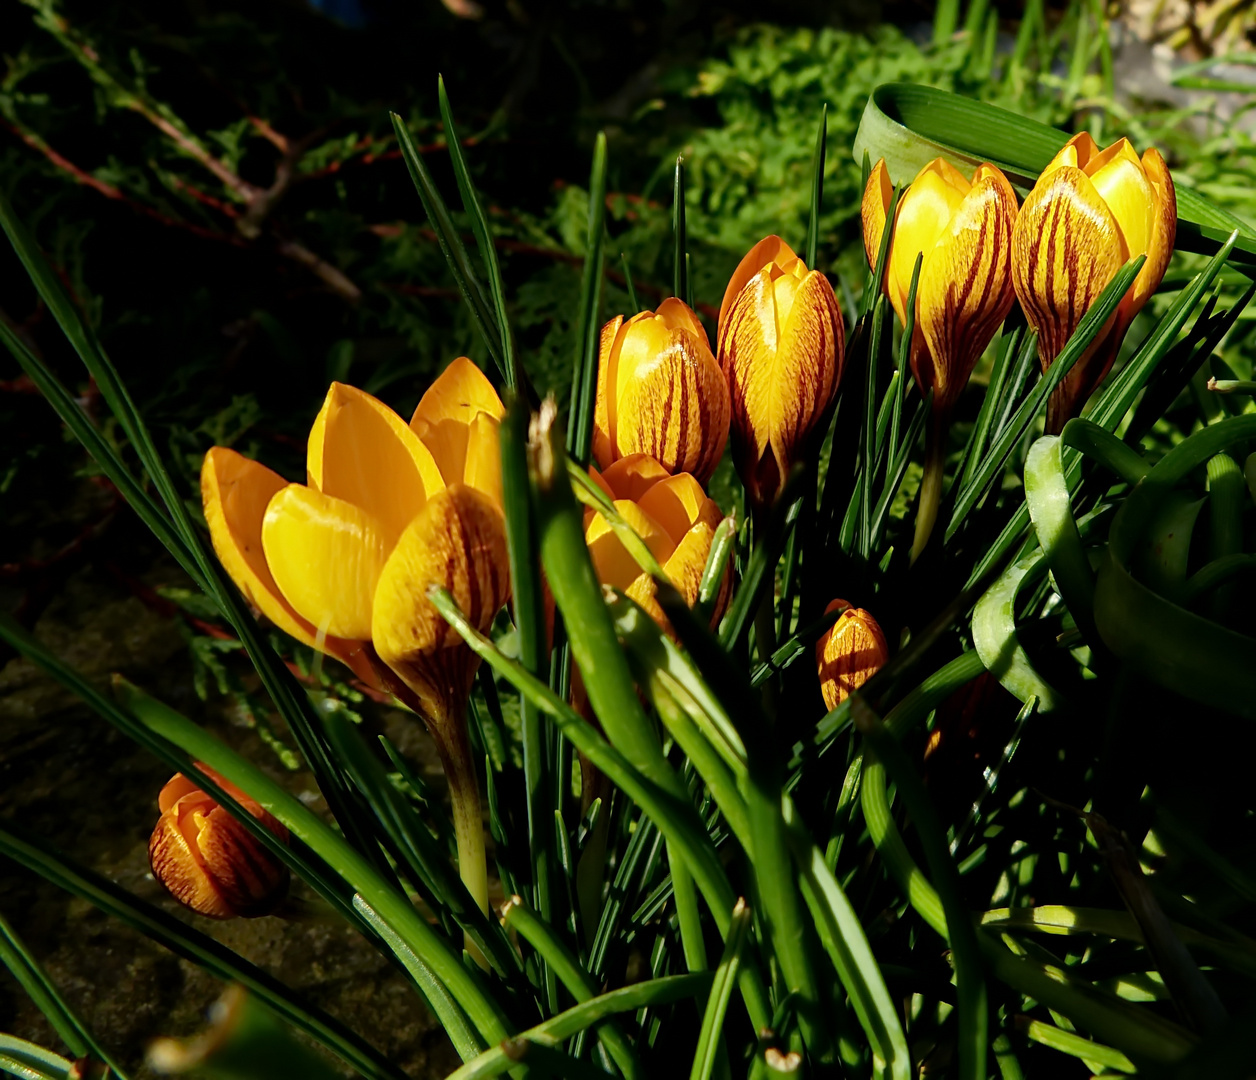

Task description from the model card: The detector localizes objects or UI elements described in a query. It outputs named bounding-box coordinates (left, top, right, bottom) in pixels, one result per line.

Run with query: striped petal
left=888, top=159, right=970, bottom=332
left=768, top=269, right=844, bottom=482
left=373, top=484, right=510, bottom=664
left=614, top=323, right=730, bottom=485
left=1011, top=165, right=1125, bottom=368
left=262, top=485, right=390, bottom=641
left=915, top=164, right=1018, bottom=415
left=815, top=601, right=889, bottom=712
left=307, top=382, right=442, bottom=545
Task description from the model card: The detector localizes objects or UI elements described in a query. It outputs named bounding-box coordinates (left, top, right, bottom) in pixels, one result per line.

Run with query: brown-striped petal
left=768, top=269, right=844, bottom=482
left=307, top=382, right=442, bottom=545
left=372, top=484, right=510, bottom=681
left=815, top=601, right=889, bottom=712
left=262, top=485, right=390, bottom=641
left=1011, top=165, right=1125, bottom=368
left=915, top=164, right=1018, bottom=415
left=614, top=322, right=730, bottom=484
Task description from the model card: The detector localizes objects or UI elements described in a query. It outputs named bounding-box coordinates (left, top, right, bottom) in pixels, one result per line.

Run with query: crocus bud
left=862, top=157, right=1018, bottom=419
left=594, top=298, right=730, bottom=485
left=862, top=158, right=1018, bottom=559
left=815, top=600, right=888, bottom=712
left=717, top=237, right=844, bottom=509
left=149, top=767, right=289, bottom=919
left=1011, top=133, right=1176, bottom=433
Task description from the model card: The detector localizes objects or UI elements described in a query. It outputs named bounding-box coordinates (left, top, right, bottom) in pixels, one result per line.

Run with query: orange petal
left=593, top=315, right=625, bottom=471
left=195, top=806, right=289, bottom=917
left=637, top=473, right=720, bottom=545
left=585, top=499, right=676, bottom=592
left=149, top=808, right=232, bottom=918
left=262, top=485, right=390, bottom=641
left=661, top=520, right=717, bottom=608
left=718, top=235, right=799, bottom=348
left=410, top=356, right=505, bottom=431
left=158, top=773, right=202, bottom=814
left=307, top=382, right=442, bottom=545
left=768, top=270, right=845, bottom=483
left=614, top=323, right=730, bottom=485
left=1011, top=165, right=1125, bottom=367
left=600, top=453, right=670, bottom=502
left=915, top=164, right=1018, bottom=415
left=1041, top=131, right=1100, bottom=178
left=815, top=605, right=888, bottom=712
left=655, top=297, right=710, bottom=345
left=720, top=264, right=777, bottom=469
left=861, top=158, right=892, bottom=277
left=372, top=485, right=510, bottom=699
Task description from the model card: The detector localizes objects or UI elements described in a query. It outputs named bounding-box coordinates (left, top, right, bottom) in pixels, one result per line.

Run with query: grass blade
left=689, top=898, right=750, bottom=1080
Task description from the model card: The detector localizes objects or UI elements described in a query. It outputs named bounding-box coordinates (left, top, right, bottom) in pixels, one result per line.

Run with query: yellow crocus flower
left=717, top=237, right=845, bottom=510
left=815, top=600, right=888, bottom=712
left=200, top=357, right=508, bottom=918
left=1011, top=133, right=1177, bottom=433
left=862, top=157, right=1018, bottom=559
left=594, top=298, right=730, bottom=486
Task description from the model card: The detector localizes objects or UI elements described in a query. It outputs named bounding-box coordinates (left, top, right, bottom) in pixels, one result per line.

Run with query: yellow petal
left=718, top=235, right=799, bottom=349
left=1041, top=131, right=1100, bottom=178
left=661, top=520, right=717, bottom=608
left=637, top=473, right=720, bottom=545
left=768, top=270, right=844, bottom=484
left=614, top=321, right=730, bottom=485
left=600, top=453, right=670, bottom=501
left=593, top=315, right=625, bottom=471
left=1011, top=165, right=1125, bottom=367
left=888, top=160, right=970, bottom=330
left=587, top=466, right=616, bottom=502
left=861, top=158, right=892, bottom=278
left=720, top=264, right=777, bottom=468
left=262, top=485, right=390, bottom=641
left=1085, top=138, right=1154, bottom=260
left=307, top=382, right=442, bottom=544
left=655, top=297, right=710, bottom=344
left=410, top=356, right=505, bottom=432
left=462, top=413, right=503, bottom=508
left=915, top=163, right=1018, bottom=415
left=585, top=499, right=675, bottom=592
left=372, top=485, right=510, bottom=710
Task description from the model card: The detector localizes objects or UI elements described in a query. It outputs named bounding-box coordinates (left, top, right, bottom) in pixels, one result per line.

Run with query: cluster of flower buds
left=862, top=137, right=1175, bottom=555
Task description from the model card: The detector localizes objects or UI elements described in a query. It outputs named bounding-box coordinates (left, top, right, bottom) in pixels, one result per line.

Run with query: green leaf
left=689, top=898, right=750, bottom=1080
left=0, top=1034, right=76, bottom=1080
left=567, top=134, right=609, bottom=467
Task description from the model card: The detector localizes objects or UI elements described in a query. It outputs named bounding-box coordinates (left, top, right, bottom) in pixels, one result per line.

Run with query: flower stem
left=911, top=421, right=946, bottom=564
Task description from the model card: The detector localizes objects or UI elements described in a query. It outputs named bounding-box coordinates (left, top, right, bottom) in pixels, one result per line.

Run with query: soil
left=0, top=483, right=460, bottom=1079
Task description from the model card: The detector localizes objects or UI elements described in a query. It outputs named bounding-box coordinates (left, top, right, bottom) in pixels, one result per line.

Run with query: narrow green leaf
left=673, top=156, right=688, bottom=305
left=388, top=112, right=504, bottom=377
left=689, top=898, right=750, bottom=1080
left=0, top=1035, right=75, bottom=1080
left=805, top=106, right=827, bottom=269
left=568, top=135, right=609, bottom=466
